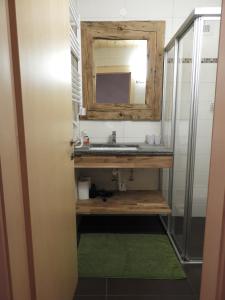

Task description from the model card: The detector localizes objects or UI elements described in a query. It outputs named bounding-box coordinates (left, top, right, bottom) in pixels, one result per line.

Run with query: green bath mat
left=78, top=233, right=186, bottom=279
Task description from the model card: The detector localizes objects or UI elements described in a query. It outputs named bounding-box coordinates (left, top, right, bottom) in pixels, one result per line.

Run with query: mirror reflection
left=93, top=39, right=147, bottom=105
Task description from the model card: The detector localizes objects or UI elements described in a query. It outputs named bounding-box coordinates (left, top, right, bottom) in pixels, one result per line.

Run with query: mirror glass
left=93, top=39, right=147, bottom=105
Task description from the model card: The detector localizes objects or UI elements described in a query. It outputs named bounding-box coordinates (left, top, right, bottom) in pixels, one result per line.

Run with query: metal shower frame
left=161, top=7, right=221, bottom=264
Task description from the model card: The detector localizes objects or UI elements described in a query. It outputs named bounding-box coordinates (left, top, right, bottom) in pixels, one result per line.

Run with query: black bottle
left=89, top=184, right=97, bottom=198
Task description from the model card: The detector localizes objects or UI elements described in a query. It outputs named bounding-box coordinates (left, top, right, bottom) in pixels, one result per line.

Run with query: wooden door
left=0, top=163, right=12, bottom=300
left=0, top=0, right=78, bottom=299
left=200, top=1, right=225, bottom=299
left=0, top=0, right=32, bottom=299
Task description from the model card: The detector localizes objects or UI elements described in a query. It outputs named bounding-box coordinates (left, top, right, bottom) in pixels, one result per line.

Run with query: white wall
left=192, top=19, right=220, bottom=217
left=78, top=0, right=220, bottom=143
left=79, top=0, right=220, bottom=42
left=169, top=19, right=220, bottom=217
left=77, top=0, right=221, bottom=193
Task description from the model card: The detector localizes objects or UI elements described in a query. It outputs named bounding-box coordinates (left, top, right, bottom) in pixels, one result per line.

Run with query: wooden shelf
left=74, top=155, right=173, bottom=169
left=76, top=190, right=171, bottom=215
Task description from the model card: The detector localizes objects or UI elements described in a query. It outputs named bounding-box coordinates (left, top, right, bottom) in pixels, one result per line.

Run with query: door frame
left=1, top=0, right=225, bottom=299
left=200, top=0, right=225, bottom=299
left=0, top=161, right=12, bottom=300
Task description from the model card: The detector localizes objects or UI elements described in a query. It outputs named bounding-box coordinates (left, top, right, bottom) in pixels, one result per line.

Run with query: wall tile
left=197, top=100, right=214, bottom=120
left=199, top=64, right=218, bottom=83
left=173, top=170, right=187, bottom=189
left=80, top=121, right=124, bottom=138
left=87, top=137, right=125, bottom=144
left=199, top=82, right=216, bottom=101
left=196, top=120, right=213, bottom=137
left=123, top=137, right=146, bottom=143
left=176, top=121, right=189, bottom=136
left=80, top=121, right=161, bottom=142
left=192, top=204, right=207, bottom=217
left=195, top=136, right=212, bottom=155
left=123, top=121, right=161, bottom=138
left=201, top=37, right=220, bottom=57
left=78, top=0, right=220, bottom=217
left=193, top=169, right=210, bottom=186
left=194, top=154, right=211, bottom=171
left=173, top=154, right=187, bottom=171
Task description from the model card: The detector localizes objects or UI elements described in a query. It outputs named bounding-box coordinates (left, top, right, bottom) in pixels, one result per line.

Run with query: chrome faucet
left=111, top=131, right=116, bottom=144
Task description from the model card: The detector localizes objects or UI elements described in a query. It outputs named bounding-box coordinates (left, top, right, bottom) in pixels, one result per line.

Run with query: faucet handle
left=111, top=131, right=116, bottom=144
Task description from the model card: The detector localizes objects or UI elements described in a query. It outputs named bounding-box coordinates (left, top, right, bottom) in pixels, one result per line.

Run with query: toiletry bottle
left=83, top=134, right=90, bottom=145
left=81, top=131, right=90, bottom=145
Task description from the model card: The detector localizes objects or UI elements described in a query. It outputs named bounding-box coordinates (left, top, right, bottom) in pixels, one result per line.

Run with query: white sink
left=90, top=147, right=138, bottom=151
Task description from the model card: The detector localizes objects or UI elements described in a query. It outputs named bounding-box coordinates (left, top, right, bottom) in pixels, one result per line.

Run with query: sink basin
left=89, top=144, right=139, bottom=151
left=90, top=147, right=138, bottom=151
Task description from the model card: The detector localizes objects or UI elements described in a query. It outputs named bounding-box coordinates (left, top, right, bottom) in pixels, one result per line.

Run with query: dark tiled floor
left=75, top=272, right=201, bottom=300
left=184, top=264, right=202, bottom=295
left=76, top=278, right=106, bottom=295
left=78, top=215, right=165, bottom=234
left=173, top=217, right=205, bottom=258
left=75, top=216, right=202, bottom=300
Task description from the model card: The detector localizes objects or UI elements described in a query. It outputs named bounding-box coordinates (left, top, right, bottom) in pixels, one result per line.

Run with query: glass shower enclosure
left=161, top=7, right=221, bottom=262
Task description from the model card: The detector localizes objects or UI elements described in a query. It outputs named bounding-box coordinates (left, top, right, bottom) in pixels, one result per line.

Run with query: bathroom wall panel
left=80, top=120, right=161, bottom=143
left=191, top=19, right=220, bottom=219
left=79, top=0, right=221, bottom=143
left=78, top=0, right=221, bottom=189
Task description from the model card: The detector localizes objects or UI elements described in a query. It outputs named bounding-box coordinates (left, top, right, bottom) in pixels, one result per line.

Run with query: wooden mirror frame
left=81, top=21, right=165, bottom=120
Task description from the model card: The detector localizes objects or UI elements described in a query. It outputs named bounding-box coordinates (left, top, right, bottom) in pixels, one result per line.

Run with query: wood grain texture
left=0, top=0, right=31, bottom=299
left=74, top=155, right=173, bottom=168
left=200, top=2, right=225, bottom=300
left=13, top=0, right=78, bottom=299
left=77, top=190, right=171, bottom=215
left=81, top=21, right=165, bottom=120
left=80, top=109, right=154, bottom=120
left=0, top=165, right=12, bottom=300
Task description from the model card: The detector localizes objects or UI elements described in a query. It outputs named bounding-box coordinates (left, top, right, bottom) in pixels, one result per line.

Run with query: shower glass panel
left=170, top=26, right=194, bottom=255
left=187, top=19, right=220, bottom=259
left=161, top=46, right=175, bottom=227
left=162, top=8, right=221, bottom=262
left=162, top=46, right=175, bottom=149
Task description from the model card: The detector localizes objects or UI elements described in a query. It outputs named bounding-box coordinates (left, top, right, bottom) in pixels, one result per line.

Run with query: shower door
left=186, top=18, right=220, bottom=259
left=170, top=25, right=195, bottom=257
left=162, top=9, right=221, bottom=262
left=161, top=45, right=176, bottom=228
left=166, top=17, right=220, bottom=261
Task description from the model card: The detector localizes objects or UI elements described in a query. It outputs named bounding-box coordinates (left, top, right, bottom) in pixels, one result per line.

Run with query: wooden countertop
left=76, top=190, right=171, bottom=215
left=74, top=155, right=173, bottom=168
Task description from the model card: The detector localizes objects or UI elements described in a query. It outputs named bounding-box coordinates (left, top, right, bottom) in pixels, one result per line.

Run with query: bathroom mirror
left=94, top=39, right=147, bottom=105
left=81, top=21, right=165, bottom=120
